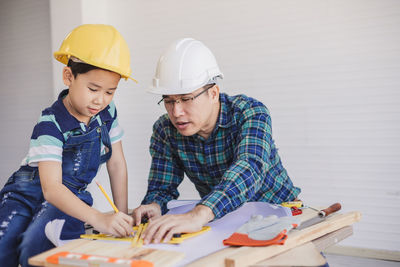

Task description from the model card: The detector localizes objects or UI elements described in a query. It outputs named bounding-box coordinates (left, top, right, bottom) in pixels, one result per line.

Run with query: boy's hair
left=67, top=59, right=103, bottom=78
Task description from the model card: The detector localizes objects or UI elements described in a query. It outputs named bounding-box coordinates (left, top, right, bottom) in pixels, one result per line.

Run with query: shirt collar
left=52, top=89, right=113, bottom=132
left=217, top=93, right=234, bottom=128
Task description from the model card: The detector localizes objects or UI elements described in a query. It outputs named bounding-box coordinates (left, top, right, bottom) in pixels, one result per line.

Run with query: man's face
left=163, top=85, right=220, bottom=138
left=62, top=67, right=121, bottom=124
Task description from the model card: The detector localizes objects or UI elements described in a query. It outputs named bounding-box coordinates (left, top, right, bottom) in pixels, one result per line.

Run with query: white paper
left=147, top=201, right=292, bottom=267
left=42, top=201, right=291, bottom=266
left=44, top=219, right=70, bottom=247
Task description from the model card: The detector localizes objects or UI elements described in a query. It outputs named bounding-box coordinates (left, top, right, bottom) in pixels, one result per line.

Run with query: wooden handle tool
left=297, top=203, right=342, bottom=230
left=318, top=203, right=341, bottom=218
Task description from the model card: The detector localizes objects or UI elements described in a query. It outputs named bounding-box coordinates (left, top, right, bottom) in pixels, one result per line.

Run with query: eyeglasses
left=157, top=84, right=215, bottom=109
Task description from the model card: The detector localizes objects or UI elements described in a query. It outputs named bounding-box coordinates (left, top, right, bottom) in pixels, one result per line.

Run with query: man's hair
left=67, top=59, right=103, bottom=78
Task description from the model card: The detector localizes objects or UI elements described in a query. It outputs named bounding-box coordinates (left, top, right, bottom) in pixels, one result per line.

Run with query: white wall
left=49, top=0, right=82, bottom=96
left=1, top=0, right=399, bottom=253
left=105, top=0, right=400, bottom=251
left=0, top=0, right=53, bottom=183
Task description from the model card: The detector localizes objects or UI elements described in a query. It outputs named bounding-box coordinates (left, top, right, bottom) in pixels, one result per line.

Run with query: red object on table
left=291, top=207, right=302, bottom=216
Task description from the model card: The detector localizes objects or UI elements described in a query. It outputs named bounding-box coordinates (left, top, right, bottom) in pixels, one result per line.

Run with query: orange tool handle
left=318, top=203, right=341, bottom=217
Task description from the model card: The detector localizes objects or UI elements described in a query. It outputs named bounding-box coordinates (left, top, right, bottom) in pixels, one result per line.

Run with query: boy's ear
left=62, top=67, right=74, bottom=86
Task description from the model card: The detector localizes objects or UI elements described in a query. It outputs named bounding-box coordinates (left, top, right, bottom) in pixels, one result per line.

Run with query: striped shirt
left=21, top=89, right=124, bottom=167
left=143, top=93, right=301, bottom=219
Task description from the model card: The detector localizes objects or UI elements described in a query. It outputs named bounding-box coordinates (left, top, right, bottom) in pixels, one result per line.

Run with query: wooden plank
left=249, top=226, right=353, bottom=267
left=185, top=209, right=318, bottom=267
left=324, top=245, right=400, bottom=262
left=313, top=225, right=353, bottom=251
left=224, top=211, right=361, bottom=267
left=187, top=211, right=361, bottom=267
left=250, top=242, right=326, bottom=267
left=29, top=239, right=90, bottom=266
left=28, top=239, right=185, bottom=267
left=186, top=247, right=239, bottom=267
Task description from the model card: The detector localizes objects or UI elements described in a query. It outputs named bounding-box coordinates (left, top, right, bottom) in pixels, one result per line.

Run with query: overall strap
left=99, top=119, right=112, bottom=164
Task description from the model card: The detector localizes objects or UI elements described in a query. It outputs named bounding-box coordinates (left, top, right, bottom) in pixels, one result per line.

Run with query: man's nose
left=171, top=101, right=185, bottom=117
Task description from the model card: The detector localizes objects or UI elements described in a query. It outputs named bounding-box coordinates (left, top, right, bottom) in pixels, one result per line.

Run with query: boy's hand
left=131, top=203, right=161, bottom=226
left=93, top=212, right=133, bottom=237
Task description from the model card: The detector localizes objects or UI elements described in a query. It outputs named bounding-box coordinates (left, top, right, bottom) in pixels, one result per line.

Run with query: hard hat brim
left=147, top=83, right=208, bottom=95
left=54, top=52, right=138, bottom=83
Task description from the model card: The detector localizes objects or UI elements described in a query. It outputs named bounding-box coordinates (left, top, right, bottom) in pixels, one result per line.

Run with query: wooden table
left=29, top=209, right=361, bottom=267
left=187, top=210, right=361, bottom=267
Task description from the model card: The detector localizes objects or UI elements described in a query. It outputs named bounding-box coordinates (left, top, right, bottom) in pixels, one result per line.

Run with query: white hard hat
left=148, top=38, right=223, bottom=95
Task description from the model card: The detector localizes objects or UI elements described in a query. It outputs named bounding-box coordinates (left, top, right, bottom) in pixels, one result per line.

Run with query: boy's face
left=62, top=67, right=121, bottom=125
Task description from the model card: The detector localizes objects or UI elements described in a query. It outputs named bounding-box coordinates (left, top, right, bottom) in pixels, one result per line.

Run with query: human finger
left=120, top=212, right=134, bottom=227
left=162, top=226, right=181, bottom=243
left=142, top=217, right=166, bottom=244
left=112, top=213, right=133, bottom=237
left=132, top=207, right=144, bottom=226
left=150, top=217, right=177, bottom=244
left=110, top=221, right=127, bottom=237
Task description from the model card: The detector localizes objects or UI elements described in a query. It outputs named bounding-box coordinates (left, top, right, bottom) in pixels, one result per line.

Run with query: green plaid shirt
left=142, top=93, right=300, bottom=219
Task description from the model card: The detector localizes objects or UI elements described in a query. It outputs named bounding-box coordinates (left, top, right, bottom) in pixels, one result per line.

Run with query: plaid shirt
left=142, top=93, right=301, bottom=219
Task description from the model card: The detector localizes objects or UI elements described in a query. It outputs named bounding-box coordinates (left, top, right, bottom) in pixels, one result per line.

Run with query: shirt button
left=97, top=127, right=101, bottom=133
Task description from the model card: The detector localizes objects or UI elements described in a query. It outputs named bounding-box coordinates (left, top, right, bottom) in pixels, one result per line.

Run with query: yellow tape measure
left=281, top=201, right=303, bottom=208
left=169, top=226, right=211, bottom=244
left=80, top=225, right=211, bottom=244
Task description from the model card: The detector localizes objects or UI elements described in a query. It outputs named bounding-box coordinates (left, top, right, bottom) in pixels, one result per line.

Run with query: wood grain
left=225, top=211, right=361, bottom=267
left=187, top=211, right=361, bottom=267
left=28, top=239, right=185, bottom=267
left=250, top=242, right=326, bottom=266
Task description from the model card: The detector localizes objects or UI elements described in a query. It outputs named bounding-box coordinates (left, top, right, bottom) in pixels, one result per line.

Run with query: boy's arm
left=38, top=161, right=133, bottom=236
left=106, top=140, right=128, bottom=214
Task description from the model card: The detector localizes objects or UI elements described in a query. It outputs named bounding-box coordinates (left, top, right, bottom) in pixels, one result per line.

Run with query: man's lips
left=175, top=121, right=190, bottom=129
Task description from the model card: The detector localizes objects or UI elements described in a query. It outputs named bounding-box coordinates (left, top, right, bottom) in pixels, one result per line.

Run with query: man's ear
left=62, top=67, right=74, bottom=86
left=210, top=85, right=220, bottom=102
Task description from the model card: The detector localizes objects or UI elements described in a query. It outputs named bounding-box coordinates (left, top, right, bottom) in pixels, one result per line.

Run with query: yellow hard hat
left=54, top=24, right=137, bottom=82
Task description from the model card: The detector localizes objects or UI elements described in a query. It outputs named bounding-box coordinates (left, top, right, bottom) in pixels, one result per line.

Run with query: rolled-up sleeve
left=200, top=106, right=277, bottom=219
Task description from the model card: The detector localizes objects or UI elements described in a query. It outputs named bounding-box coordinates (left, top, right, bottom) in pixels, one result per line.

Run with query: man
left=133, top=38, right=301, bottom=245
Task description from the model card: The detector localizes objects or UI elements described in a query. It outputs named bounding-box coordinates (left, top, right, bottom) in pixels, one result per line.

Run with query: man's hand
left=132, top=203, right=162, bottom=226
left=141, top=204, right=215, bottom=244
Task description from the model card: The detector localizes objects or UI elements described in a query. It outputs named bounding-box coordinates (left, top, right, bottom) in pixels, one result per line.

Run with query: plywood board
left=251, top=242, right=326, bottom=266
left=28, top=239, right=185, bottom=267
left=187, top=211, right=361, bottom=267
left=225, top=211, right=361, bottom=267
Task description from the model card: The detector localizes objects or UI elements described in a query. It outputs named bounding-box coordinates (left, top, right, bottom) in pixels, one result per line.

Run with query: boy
left=0, top=24, right=135, bottom=267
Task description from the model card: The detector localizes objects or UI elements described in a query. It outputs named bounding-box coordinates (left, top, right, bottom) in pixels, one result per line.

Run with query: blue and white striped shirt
left=21, top=89, right=124, bottom=167
left=142, top=93, right=301, bottom=219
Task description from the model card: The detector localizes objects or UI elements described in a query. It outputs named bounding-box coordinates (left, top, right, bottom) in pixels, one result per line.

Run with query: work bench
left=29, top=203, right=361, bottom=267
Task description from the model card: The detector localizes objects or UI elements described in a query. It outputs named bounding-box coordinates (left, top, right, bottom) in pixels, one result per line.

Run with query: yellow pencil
left=95, top=180, right=136, bottom=238
left=95, top=180, right=119, bottom=213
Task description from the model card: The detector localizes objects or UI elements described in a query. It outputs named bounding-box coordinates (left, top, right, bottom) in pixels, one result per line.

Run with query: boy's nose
left=93, top=93, right=104, bottom=105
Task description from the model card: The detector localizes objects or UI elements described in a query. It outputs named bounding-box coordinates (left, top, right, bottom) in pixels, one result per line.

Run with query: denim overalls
left=0, top=115, right=112, bottom=267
